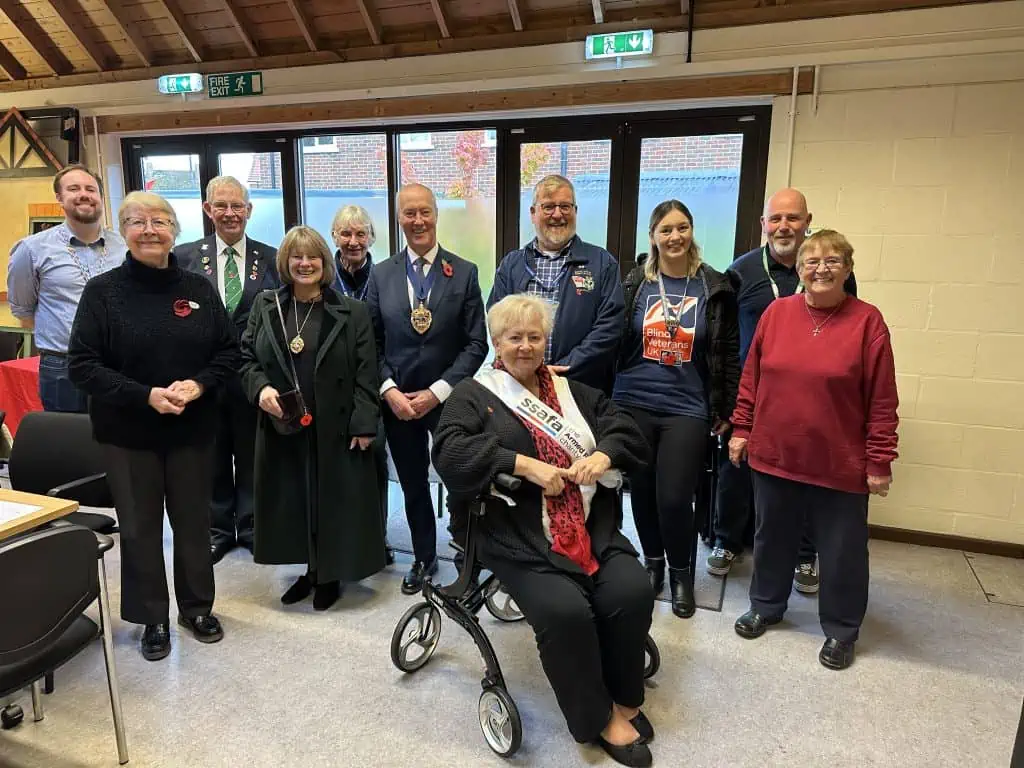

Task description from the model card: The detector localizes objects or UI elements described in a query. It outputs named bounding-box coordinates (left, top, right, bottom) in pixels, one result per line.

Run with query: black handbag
left=269, top=292, right=312, bottom=435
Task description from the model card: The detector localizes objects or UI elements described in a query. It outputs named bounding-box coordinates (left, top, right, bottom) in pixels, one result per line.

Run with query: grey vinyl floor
left=1, top=483, right=1022, bottom=768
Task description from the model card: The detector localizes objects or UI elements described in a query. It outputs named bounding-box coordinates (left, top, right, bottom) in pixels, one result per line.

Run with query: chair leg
left=30, top=681, right=43, bottom=722
left=98, top=555, right=129, bottom=764
left=43, top=672, right=54, bottom=694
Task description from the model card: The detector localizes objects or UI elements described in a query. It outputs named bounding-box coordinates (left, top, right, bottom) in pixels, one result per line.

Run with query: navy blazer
left=177, top=234, right=280, bottom=339
left=366, top=247, right=488, bottom=393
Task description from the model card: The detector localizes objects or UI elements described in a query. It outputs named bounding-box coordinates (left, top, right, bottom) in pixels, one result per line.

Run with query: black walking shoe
left=141, top=623, right=170, bottom=661
left=401, top=558, right=438, bottom=595
left=313, top=581, right=342, bottom=611
left=668, top=567, right=695, bottom=618
left=210, top=537, right=235, bottom=564
left=630, top=710, right=655, bottom=744
left=734, top=609, right=782, bottom=639
left=177, top=614, right=224, bottom=644
left=595, top=735, right=653, bottom=767
left=819, top=638, right=855, bottom=670
left=281, top=574, right=314, bottom=605
left=644, top=557, right=665, bottom=593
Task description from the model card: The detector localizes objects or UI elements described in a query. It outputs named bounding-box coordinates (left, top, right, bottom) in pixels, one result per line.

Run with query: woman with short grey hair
left=330, top=203, right=377, bottom=301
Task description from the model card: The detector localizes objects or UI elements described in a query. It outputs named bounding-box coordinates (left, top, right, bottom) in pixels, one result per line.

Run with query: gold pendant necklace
left=290, top=294, right=319, bottom=353
left=805, top=300, right=841, bottom=336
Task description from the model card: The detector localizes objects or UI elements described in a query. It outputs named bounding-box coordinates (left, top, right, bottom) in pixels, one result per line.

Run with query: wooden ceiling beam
left=355, top=0, right=383, bottom=46
left=0, top=40, right=26, bottom=80
left=507, top=0, right=523, bottom=32
left=150, top=0, right=204, bottom=63
left=98, top=0, right=153, bottom=67
left=592, top=0, right=604, bottom=24
left=42, top=0, right=113, bottom=71
left=220, top=0, right=260, bottom=57
left=282, top=0, right=318, bottom=52
left=428, top=0, right=451, bottom=38
left=0, top=0, right=74, bottom=75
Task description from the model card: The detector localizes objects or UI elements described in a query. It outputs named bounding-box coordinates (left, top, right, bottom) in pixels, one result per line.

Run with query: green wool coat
left=240, top=286, right=385, bottom=583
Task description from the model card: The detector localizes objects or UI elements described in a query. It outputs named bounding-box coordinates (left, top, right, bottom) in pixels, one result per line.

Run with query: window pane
left=219, top=152, right=286, bottom=248
left=634, top=134, right=743, bottom=272
left=139, top=154, right=203, bottom=245
left=300, top=133, right=390, bottom=263
left=519, top=140, right=611, bottom=251
left=399, top=129, right=496, bottom=300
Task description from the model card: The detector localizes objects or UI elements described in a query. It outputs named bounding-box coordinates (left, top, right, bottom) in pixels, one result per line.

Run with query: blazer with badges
left=366, top=247, right=488, bottom=392
left=176, top=235, right=280, bottom=338
left=488, top=237, right=625, bottom=391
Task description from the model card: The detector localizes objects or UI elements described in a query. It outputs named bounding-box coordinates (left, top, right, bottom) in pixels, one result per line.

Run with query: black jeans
left=749, top=470, right=870, bottom=643
left=625, top=405, right=707, bottom=570
left=488, top=550, right=654, bottom=743
left=38, top=352, right=88, bottom=413
left=103, top=441, right=216, bottom=625
left=715, top=435, right=816, bottom=563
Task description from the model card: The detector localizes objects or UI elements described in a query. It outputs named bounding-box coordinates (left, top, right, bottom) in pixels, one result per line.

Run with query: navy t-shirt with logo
left=613, top=275, right=709, bottom=420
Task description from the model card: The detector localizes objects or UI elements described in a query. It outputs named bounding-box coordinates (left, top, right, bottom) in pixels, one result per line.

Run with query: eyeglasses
left=211, top=202, right=248, bottom=213
left=538, top=202, right=576, bottom=215
left=802, top=257, right=844, bottom=271
left=123, top=217, right=173, bottom=231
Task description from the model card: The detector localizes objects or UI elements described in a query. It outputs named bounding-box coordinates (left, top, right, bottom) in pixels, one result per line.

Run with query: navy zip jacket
left=488, top=236, right=624, bottom=392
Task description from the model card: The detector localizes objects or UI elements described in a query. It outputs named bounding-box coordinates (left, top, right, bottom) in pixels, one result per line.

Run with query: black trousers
left=103, top=441, right=216, bottom=625
left=489, top=550, right=654, bottom=743
left=625, top=405, right=707, bottom=569
left=749, top=470, right=869, bottom=643
left=382, top=405, right=442, bottom=564
left=210, top=381, right=257, bottom=545
left=715, top=435, right=816, bottom=563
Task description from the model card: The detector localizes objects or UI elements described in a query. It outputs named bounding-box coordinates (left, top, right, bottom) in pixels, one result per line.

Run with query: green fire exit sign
left=208, top=71, right=264, bottom=99
left=585, top=30, right=654, bottom=60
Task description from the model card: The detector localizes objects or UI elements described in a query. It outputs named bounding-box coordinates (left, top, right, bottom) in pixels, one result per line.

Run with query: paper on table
left=0, top=500, right=44, bottom=524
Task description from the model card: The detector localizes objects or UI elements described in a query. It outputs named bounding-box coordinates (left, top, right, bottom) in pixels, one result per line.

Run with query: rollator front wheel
left=478, top=686, right=522, bottom=757
left=643, top=635, right=660, bottom=679
left=390, top=602, right=442, bottom=673
left=484, top=582, right=525, bottom=623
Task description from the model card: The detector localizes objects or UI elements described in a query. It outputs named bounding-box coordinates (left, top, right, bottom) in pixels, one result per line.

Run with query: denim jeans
left=38, top=353, right=89, bottom=413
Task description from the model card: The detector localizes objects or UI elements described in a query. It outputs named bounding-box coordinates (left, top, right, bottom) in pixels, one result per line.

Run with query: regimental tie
left=224, top=246, right=242, bottom=314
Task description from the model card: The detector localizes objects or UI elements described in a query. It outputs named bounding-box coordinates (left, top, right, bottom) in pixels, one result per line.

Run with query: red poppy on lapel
left=172, top=299, right=192, bottom=318
left=442, top=259, right=454, bottom=278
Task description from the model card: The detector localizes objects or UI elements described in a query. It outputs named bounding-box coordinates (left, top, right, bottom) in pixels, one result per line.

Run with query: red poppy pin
left=441, top=259, right=454, bottom=277
left=300, top=413, right=313, bottom=427
left=173, top=299, right=192, bottom=318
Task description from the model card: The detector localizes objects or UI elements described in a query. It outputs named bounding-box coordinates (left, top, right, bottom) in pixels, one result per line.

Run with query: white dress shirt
left=380, top=242, right=452, bottom=403
left=215, top=234, right=247, bottom=307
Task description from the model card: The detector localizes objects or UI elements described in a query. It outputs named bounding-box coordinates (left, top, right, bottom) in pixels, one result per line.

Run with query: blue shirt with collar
left=488, top=235, right=624, bottom=391
left=7, top=221, right=127, bottom=352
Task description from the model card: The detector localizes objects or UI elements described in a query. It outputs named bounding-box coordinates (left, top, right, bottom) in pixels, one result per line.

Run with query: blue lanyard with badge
left=524, top=256, right=569, bottom=293
left=763, top=245, right=803, bottom=299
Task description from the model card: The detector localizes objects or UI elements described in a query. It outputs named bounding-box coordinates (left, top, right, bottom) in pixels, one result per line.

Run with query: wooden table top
left=0, top=488, right=79, bottom=541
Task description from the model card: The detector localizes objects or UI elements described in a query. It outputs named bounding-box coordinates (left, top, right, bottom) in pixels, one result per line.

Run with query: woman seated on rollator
left=432, top=294, right=656, bottom=768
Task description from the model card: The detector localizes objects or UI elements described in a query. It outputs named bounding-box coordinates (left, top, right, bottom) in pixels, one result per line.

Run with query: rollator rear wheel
left=643, top=635, right=660, bottom=679
left=484, top=582, right=525, bottom=623
left=478, top=686, right=522, bottom=757
left=390, top=602, right=442, bottom=673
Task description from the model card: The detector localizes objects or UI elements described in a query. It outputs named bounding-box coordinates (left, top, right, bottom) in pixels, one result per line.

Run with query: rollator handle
left=493, top=473, right=521, bottom=492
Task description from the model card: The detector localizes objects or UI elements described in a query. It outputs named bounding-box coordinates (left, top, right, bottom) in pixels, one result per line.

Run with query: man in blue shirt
left=488, top=175, right=624, bottom=393
left=7, top=164, right=126, bottom=412
left=709, top=188, right=857, bottom=593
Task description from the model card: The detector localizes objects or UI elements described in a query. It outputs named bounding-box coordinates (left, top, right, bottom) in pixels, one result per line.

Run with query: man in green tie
left=176, top=176, right=280, bottom=563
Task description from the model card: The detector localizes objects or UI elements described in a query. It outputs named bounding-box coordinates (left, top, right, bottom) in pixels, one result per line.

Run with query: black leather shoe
left=595, top=735, right=653, bottom=768
left=281, top=574, right=313, bottom=605
left=630, top=710, right=654, bottom=744
left=668, top=567, right=695, bottom=618
left=141, top=623, right=170, bottom=661
left=177, top=614, right=224, bottom=644
left=401, top=558, right=438, bottom=595
left=734, top=609, right=782, bottom=639
left=644, top=557, right=665, bottom=593
left=819, top=637, right=855, bottom=670
left=313, top=581, right=342, bottom=611
left=210, top=537, right=236, bottom=564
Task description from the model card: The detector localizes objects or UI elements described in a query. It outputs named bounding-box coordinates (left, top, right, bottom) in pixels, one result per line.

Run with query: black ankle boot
left=644, top=557, right=665, bottom=593
left=668, top=567, right=695, bottom=618
left=281, top=573, right=313, bottom=605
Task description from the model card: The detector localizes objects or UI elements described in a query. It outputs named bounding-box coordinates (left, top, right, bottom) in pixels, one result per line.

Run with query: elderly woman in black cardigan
left=432, top=294, right=654, bottom=768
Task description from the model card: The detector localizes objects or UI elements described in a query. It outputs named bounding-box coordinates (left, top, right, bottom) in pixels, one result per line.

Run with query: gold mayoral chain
left=289, top=295, right=319, bottom=353
left=411, top=303, right=432, bottom=335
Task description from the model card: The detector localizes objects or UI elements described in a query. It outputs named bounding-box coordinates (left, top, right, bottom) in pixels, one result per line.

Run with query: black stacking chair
left=0, top=523, right=128, bottom=764
left=3, top=411, right=116, bottom=534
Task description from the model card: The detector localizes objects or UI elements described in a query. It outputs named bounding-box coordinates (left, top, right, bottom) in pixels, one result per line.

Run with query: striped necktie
left=224, top=246, right=242, bottom=314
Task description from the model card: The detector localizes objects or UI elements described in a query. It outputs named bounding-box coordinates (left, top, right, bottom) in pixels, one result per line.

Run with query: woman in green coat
left=241, top=225, right=385, bottom=611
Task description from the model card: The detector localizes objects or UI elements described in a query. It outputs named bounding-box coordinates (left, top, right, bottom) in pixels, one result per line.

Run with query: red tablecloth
left=0, top=356, right=42, bottom=437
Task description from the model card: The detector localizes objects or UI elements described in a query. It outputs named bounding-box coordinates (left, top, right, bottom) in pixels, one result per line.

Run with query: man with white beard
left=8, top=164, right=127, bottom=412
left=708, top=188, right=857, bottom=593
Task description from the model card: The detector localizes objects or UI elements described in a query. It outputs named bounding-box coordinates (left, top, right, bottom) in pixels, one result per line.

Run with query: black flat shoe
left=644, top=557, right=665, bottom=593
left=595, top=735, right=653, bottom=768
left=141, top=623, right=170, bottom=661
left=401, top=558, right=438, bottom=595
left=177, top=614, right=224, bottom=644
left=630, top=711, right=654, bottom=744
left=668, top=566, right=695, bottom=618
left=819, top=637, right=855, bottom=670
left=210, top=537, right=235, bottom=564
left=734, top=609, right=782, bottom=639
left=313, top=580, right=342, bottom=611
left=281, top=574, right=314, bottom=605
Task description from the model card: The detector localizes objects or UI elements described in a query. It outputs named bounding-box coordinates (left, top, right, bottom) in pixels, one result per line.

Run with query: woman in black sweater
left=432, top=295, right=654, bottom=768
left=69, top=191, right=238, bottom=662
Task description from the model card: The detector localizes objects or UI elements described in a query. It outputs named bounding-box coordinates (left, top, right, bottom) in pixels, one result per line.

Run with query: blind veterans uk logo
left=641, top=292, right=697, bottom=367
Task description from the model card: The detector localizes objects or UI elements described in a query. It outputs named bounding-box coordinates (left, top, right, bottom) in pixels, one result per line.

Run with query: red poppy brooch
left=173, top=299, right=199, bottom=318
left=441, top=259, right=454, bottom=277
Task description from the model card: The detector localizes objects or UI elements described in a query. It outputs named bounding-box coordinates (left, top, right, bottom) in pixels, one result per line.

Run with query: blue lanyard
left=405, top=253, right=438, bottom=304
left=525, top=257, right=569, bottom=293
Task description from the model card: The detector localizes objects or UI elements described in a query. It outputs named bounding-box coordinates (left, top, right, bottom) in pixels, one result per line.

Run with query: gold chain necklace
left=804, top=300, right=841, bottom=336
left=289, top=294, right=321, bottom=353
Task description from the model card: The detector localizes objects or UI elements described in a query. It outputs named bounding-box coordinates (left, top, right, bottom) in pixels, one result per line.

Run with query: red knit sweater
left=730, top=294, right=899, bottom=494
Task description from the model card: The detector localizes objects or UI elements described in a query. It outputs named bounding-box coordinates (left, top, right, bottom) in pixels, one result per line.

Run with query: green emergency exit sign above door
left=585, top=30, right=654, bottom=61
left=208, top=71, right=264, bottom=99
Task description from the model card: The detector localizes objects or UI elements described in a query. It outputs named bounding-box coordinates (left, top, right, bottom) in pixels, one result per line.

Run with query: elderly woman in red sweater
left=727, top=229, right=898, bottom=671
